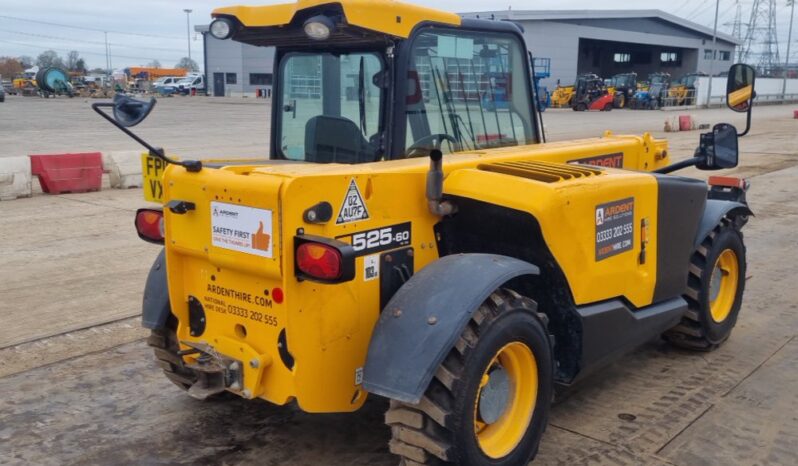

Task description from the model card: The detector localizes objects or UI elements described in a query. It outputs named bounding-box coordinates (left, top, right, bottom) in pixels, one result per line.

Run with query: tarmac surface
left=1, top=94, right=797, bottom=465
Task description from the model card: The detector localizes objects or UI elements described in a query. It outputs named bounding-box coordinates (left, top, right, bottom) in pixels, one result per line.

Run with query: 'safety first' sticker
left=211, top=202, right=273, bottom=258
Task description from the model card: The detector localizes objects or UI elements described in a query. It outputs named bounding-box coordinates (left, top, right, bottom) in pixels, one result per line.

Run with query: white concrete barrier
left=102, top=150, right=143, bottom=189
left=0, top=156, right=33, bottom=201
left=696, top=76, right=798, bottom=106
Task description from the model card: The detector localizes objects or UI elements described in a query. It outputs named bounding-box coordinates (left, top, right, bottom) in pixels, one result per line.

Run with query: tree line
left=0, top=51, right=199, bottom=78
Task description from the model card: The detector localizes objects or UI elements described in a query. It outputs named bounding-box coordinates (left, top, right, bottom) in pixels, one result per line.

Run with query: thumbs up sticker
left=211, top=202, right=273, bottom=258
left=251, top=221, right=271, bottom=251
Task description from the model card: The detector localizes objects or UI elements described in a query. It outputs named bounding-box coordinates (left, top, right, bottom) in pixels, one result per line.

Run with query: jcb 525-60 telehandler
left=95, top=1, right=756, bottom=464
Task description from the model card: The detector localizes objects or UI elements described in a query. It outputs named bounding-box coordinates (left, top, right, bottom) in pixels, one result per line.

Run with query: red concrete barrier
left=29, top=152, right=103, bottom=194
left=679, top=115, right=693, bottom=131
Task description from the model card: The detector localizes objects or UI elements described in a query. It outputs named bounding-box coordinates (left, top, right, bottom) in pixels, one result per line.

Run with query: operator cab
left=210, top=1, right=540, bottom=163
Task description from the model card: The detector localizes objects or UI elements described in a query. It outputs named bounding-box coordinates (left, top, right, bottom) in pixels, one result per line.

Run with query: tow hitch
left=180, top=341, right=243, bottom=400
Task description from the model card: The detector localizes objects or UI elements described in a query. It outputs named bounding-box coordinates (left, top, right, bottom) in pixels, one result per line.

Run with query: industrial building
left=195, top=24, right=275, bottom=97
left=196, top=9, right=737, bottom=96
left=460, top=10, right=738, bottom=88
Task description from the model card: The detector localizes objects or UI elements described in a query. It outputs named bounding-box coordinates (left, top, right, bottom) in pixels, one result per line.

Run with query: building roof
left=461, top=9, right=740, bottom=45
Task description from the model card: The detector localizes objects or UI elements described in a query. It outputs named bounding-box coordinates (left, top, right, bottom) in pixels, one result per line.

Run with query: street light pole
left=104, top=31, right=109, bottom=74
left=783, top=0, right=795, bottom=100
left=706, top=0, right=720, bottom=107
left=183, top=9, right=193, bottom=63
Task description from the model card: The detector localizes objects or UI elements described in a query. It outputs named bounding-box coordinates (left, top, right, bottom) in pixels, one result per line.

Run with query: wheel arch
left=141, top=248, right=171, bottom=330
left=362, top=253, right=540, bottom=403
left=694, top=199, right=753, bottom=249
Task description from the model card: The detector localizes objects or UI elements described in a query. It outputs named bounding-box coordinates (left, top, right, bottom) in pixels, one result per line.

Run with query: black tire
left=649, top=99, right=660, bottom=110
left=665, top=222, right=746, bottom=351
left=386, top=289, right=553, bottom=466
left=575, top=102, right=587, bottom=112
left=147, top=315, right=202, bottom=391
left=603, top=103, right=613, bottom=112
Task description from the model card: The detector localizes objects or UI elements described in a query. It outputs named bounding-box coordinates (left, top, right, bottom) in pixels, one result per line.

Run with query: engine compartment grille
left=478, top=160, right=604, bottom=183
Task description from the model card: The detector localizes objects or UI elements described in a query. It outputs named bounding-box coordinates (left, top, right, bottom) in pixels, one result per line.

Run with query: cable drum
left=35, top=67, right=74, bottom=97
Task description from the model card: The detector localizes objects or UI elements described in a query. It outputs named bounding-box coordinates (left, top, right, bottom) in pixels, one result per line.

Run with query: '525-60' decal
left=337, top=222, right=412, bottom=256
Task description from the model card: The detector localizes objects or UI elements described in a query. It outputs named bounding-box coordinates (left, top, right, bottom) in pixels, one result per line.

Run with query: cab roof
left=212, top=0, right=461, bottom=46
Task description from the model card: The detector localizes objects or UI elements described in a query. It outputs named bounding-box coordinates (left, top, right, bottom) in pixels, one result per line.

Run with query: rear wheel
left=603, top=102, right=613, bottom=112
left=665, top=223, right=746, bottom=350
left=386, top=289, right=553, bottom=466
left=147, top=315, right=202, bottom=391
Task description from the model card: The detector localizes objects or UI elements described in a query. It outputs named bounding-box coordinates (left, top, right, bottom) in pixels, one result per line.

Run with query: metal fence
left=661, top=89, right=697, bottom=108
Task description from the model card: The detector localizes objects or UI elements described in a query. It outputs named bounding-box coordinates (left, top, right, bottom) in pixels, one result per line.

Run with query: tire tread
left=385, top=289, right=546, bottom=465
left=665, top=220, right=745, bottom=351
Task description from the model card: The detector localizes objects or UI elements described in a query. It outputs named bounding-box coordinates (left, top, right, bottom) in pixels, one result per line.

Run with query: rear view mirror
left=112, top=94, right=157, bottom=127
left=699, top=123, right=738, bottom=170
left=726, top=64, right=755, bottom=113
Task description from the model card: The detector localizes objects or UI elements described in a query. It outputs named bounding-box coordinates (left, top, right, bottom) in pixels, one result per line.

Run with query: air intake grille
left=478, top=160, right=603, bottom=183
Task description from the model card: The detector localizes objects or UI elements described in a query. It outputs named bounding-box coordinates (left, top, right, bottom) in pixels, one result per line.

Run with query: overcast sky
left=0, top=0, right=795, bottom=71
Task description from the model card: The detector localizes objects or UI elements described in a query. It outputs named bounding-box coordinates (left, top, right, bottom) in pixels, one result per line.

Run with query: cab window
left=278, top=52, right=383, bottom=163
left=404, top=30, right=535, bottom=157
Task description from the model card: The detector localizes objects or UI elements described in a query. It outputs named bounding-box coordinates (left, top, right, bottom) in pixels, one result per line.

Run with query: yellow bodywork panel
left=162, top=134, right=671, bottom=413
left=443, top=165, right=658, bottom=306
left=213, top=0, right=461, bottom=38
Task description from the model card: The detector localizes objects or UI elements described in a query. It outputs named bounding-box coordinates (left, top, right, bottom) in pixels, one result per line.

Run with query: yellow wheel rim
left=474, top=341, right=538, bottom=459
left=709, top=249, right=739, bottom=323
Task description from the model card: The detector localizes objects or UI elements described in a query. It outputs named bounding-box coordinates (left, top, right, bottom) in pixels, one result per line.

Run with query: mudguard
left=141, top=249, right=171, bottom=329
left=694, top=199, right=753, bottom=248
left=362, top=253, right=539, bottom=403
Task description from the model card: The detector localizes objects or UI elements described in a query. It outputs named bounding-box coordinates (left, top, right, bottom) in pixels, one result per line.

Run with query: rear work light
left=135, top=208, right=164, bottom=244
left=295, top=235, right=355, bottom=283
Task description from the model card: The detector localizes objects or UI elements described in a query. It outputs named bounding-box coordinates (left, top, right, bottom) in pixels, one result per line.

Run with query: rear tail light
left=135, top=208, right=165, bottom=244
left=294, top=235, right=355, bottom=283
left=708, top=175, right=747, bottom=190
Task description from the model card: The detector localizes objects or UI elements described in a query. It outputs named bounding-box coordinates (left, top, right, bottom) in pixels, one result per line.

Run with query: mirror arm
left=738, top=107, right=752, bottom=137
left=653, top=155, right=703, bottom=174
left=91, top=102, right=202, bottom=173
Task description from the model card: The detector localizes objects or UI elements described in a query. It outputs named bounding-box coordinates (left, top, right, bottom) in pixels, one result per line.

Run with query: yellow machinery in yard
left=668, top=72, right=706, bottom=106
left=549, top=84, right=575, bottom=107
left=94, top=1, right=757, bottom=464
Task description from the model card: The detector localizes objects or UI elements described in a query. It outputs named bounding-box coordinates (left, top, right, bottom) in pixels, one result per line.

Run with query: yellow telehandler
left=94, top=1, right=756, bottom=464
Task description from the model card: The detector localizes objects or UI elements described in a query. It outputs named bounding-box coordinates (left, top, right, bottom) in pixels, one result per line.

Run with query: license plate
left=141, top=153, right=171, bottom=203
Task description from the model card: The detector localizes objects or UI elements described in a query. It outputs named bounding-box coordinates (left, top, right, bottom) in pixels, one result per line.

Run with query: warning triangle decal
left=336, top=179, right=370, bottom=224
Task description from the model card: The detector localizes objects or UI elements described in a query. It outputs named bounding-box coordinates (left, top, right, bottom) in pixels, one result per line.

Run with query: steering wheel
left=406, top=133, right=460, bottom=158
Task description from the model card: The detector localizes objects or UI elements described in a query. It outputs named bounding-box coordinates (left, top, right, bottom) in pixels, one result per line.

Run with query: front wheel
left=665, top=223, right=746, bottom=350
left=386, top=289, right=553, bottom=466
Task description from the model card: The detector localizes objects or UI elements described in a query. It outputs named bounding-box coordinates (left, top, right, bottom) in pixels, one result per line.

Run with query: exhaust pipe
left=426, top=149, right=457, bottom=216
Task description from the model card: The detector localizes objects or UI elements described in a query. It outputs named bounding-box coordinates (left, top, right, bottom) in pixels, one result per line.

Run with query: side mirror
left=112, top=94, right=156, bottom=127
left=726, top=63, right=755, bottom=113
left=698, top=123, right=738, bottom=170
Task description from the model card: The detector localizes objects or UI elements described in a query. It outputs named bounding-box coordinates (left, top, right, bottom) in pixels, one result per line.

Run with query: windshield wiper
left=358, top=56, right=367, bottom=136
